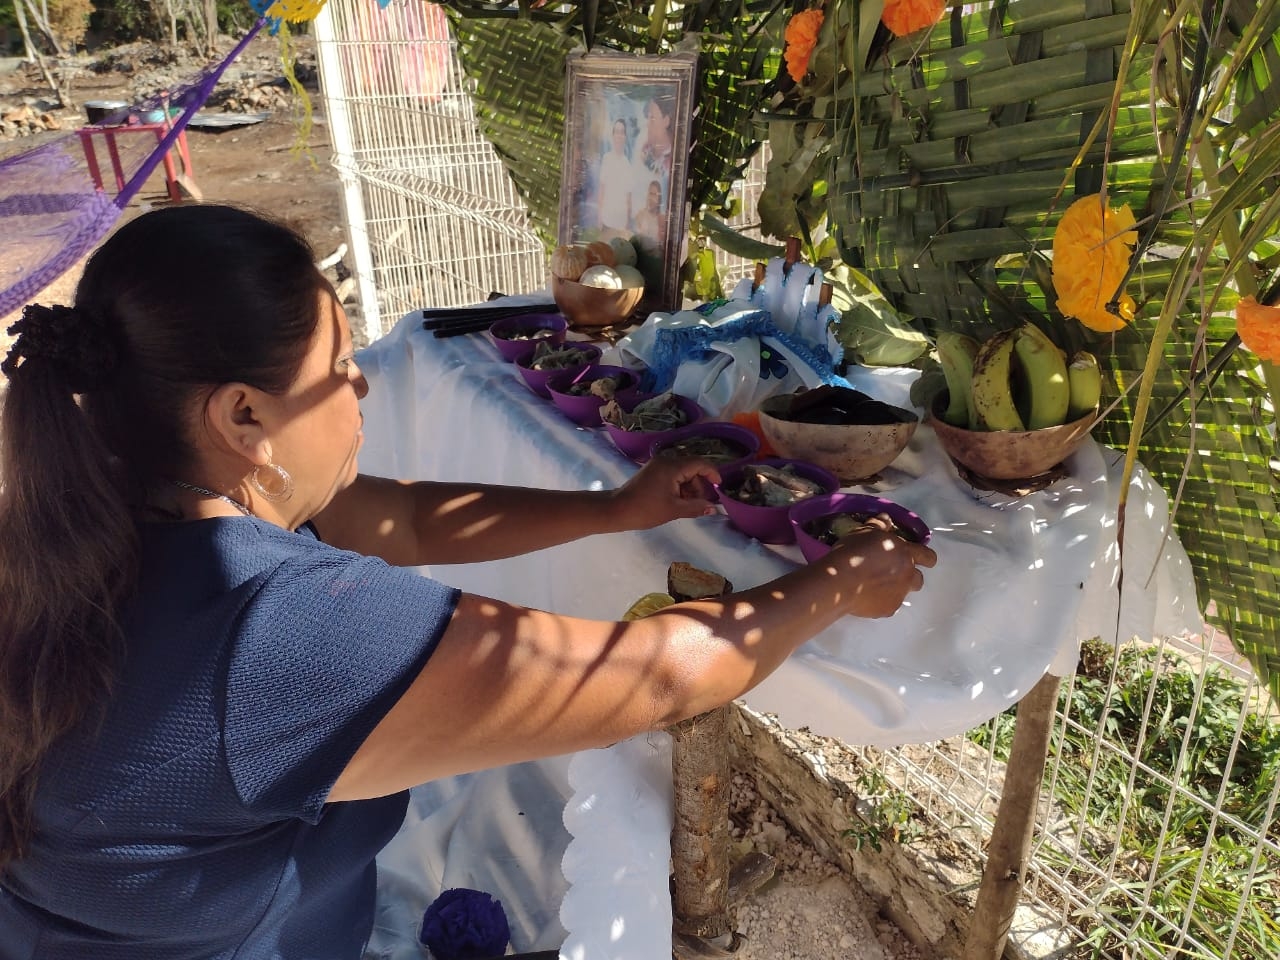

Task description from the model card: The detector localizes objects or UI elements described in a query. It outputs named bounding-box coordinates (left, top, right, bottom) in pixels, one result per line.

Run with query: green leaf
left=699, top=214, right=786, bottom=261
left=825, top=264, right=930, bottom=367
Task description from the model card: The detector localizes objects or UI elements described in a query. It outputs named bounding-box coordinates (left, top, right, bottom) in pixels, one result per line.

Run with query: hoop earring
left=249, top=461, right=294, bottom=502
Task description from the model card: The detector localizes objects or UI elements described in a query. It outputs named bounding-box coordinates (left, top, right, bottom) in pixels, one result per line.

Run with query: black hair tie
left=2, top=303, right=120, bottom=393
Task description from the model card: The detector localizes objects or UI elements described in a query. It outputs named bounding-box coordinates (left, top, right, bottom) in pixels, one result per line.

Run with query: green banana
left=1066, top=351, right=1102, bottom=421
left=1012, top=323, right=1071, bottom=429
left=970, top=329, right=1025, bottom=431
left=935, top=332, right=980, bottom=427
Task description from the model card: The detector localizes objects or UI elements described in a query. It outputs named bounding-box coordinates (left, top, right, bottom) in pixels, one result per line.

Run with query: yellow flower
left=1235, top=296, right=1280, bottom=364
left=262, top=0, right=328, bottom=22
left=882, top=0, right=946, bottom=38
left=1051, top=194, right=1138, bottom=333
left=784, top=9, right=825, bottom=84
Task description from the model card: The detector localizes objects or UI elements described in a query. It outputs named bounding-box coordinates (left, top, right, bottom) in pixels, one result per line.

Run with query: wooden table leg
left=670, top=705, right=734, bottom=941
left=961, top=672, right=1062, bottom=960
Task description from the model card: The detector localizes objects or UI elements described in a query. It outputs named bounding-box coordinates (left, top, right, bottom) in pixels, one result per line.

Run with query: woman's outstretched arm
left=311, top=455, right=720, bottom=565
left=327, top=522, right=936, bottom=801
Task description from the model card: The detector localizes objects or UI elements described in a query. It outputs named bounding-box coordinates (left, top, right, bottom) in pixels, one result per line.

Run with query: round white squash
left=579, top=264, right=624, bottom=289
left=614, top=264, right=645, bottom=289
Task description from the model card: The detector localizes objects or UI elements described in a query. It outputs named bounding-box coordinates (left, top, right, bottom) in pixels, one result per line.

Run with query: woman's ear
left=203, top=382, right=272, bottom=466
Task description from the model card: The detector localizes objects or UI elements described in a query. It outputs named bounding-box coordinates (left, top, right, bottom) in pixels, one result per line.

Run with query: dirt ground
left=0, top=34, right=937, bottom=960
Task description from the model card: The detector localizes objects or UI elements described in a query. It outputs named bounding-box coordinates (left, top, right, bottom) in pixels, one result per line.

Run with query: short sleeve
left=224, top=547, right=459, bottom=821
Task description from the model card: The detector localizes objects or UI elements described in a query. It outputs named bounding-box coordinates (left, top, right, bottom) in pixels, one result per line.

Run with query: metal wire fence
left=313, top=0, right=765, bottom=343
left=858, top=632, right=1280, bottom=959
left=314, top=4, right=1280, bottom=957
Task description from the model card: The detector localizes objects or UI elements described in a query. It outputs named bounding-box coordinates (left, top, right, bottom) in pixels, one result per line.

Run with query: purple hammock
left=0, top=20, right=265, bottom=319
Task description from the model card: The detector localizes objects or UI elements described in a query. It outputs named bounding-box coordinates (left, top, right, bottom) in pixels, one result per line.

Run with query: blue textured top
left=0, top=518, right=460, bottom=959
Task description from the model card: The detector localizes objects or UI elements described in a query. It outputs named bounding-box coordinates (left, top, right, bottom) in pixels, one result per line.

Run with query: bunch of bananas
left=935, top=324, right=1101, bottom=432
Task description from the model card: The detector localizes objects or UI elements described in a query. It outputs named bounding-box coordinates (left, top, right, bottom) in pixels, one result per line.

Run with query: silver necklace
left=169, top=479, right=254, bottom=518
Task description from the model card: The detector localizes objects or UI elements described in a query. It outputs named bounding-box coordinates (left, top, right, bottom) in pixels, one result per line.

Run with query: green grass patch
left=970, top=641, right=1280, bottom=959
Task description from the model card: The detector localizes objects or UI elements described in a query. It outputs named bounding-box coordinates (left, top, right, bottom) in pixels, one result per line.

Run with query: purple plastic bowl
left=515, top=343, right=602, bottom=398
left=601, top=393, right=705, bottom=462
left=488, top=312, right=568, bottom=364
left=713, top=457, right=841, bottom=545
left=546, top=364, right=644, bottom=427
left=648, top=421, right=761, bottom=474
left=789, top=492, right=932, bottom=562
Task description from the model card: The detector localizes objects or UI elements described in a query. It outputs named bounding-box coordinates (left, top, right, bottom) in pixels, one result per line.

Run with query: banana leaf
left=782, top=0, right=1280, bottom=695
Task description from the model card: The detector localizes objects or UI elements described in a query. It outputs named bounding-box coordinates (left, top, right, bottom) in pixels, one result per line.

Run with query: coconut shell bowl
left=927, top=395, right=1098, bottom=482
left=552, top=275, right=644, bottom=329
left=757, top=386, right=919, bottom=484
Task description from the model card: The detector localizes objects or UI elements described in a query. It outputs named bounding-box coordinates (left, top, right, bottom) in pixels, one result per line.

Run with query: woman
left=0, top=205, right=934, bottom=958
left=632, top=177, right=667, bottom=254
left=596, top=117, right=634, bottom=240
left=639, top=96, right=675, bottom=208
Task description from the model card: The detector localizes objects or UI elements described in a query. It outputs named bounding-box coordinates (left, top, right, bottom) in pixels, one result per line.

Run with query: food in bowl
left=654, top=433, right=752, bottom=465
left=601, top=392, right=692, bottom=432
left=564, top=372, right=631, bottom=399
left=546, top=364, right=642, bottom=427
left=788, top=493, right=931, bottom=562
left=526, top=341, right=599, bottom=372
left=654, top=422, right=757, bottom=461
left=515, top=342, right=602, bottom=398
left=488, top=312, right=568, bottom=363
left=600, top=393, right=705, bottom=461
left=803, top=510, right=924, bottom=545
left=712, top=458, right=841, bottom=545
left=720, top=461, right=831, bottom=508
left=764, top=385, right=915, bottom=427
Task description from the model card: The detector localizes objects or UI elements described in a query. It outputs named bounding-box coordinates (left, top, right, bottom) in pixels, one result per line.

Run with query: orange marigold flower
left=1235, top=296, right=1280, bottom=364
left=881, top=0, right=946, bottom=38
left=783, top=9, right=825, bottom=84
left=1051, top=194, right=1138, bottom=333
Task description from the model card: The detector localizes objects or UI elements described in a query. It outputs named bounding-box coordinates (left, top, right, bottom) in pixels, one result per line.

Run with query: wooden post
left=783, top=237, right=801, bottom=273
left=670, top=705, right=733, bottom=940
left=961, top=672, right=1062, bottom=960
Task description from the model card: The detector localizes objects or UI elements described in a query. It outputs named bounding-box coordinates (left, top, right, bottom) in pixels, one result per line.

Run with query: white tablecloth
left=358, top=307, right=1203, bottom=960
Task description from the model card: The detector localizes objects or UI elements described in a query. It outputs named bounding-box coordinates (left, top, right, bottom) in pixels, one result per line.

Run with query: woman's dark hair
left=0, top=204, right=325, bottom=872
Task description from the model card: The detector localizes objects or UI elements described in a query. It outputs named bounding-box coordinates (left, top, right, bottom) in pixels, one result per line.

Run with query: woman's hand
left=610, top=455, right=721, bottom=530
left=818, top=515, right=937, bottom=619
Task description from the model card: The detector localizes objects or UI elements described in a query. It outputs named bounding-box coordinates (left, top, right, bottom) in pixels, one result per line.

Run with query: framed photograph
left=559, top=47, right=698, bottom=315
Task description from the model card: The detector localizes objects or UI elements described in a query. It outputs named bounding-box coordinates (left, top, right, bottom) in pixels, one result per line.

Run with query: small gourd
left=614, top=264, right=645, bottom=289
left=608, top=237, right=638, bottom=267
left=550, top=244, right=590, bottom=281
left=584, top=240, right=618, bottom=269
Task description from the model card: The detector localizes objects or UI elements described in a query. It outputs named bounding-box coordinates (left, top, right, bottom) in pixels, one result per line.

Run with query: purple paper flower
left=419, top=887, right=510, bottom=960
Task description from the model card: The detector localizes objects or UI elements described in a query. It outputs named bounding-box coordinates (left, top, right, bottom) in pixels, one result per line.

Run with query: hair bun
left=2, top=303, right=119, bottom=393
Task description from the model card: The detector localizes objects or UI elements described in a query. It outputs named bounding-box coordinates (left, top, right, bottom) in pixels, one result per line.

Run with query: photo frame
left=558, top=47, right=698, bottom=316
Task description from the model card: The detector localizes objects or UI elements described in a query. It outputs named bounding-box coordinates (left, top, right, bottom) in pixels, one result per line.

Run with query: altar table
left=355, top=304, right=1203, bottom=960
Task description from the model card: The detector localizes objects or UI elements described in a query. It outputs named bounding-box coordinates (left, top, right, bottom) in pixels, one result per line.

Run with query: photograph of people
left=632, top=177, right=666, bottom=255
left=638, top=95, right=675, bottom=210
left=596, top=117, right=634, bottom=241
